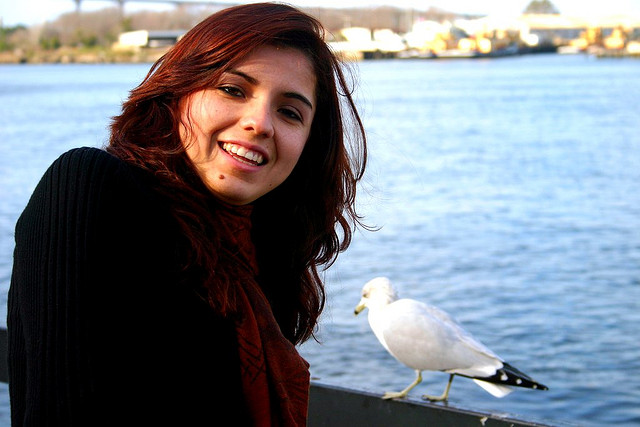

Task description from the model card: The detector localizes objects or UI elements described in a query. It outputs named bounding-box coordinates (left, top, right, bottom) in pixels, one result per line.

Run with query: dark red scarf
left=216, top=205, right=310, bottom=426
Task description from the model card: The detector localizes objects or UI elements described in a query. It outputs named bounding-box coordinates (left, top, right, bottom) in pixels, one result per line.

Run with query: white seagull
left=354, top=277, right=548, bottom=401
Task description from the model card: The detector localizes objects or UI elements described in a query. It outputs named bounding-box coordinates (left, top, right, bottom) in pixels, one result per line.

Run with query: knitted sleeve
left=8, top=147, right=169, bottom=426
left=9, top=147, right=249, bottom=426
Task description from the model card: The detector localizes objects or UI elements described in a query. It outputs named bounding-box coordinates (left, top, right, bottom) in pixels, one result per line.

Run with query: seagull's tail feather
left=472, top=379, right=513, bottom=398
left=466, top=362, right=548, bottom=391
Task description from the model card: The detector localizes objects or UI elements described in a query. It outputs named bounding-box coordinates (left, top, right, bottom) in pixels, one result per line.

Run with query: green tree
left=39, top=26, right=61, bottom=50
left=0, top=28, right=12, bottom=51
left=0, top=25, right=27, bottom=51
left=74, top=29, right=99, bottom=47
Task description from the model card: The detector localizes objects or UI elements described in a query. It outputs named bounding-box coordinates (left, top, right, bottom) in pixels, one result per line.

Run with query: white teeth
left=222, top=142, right=264, bottom=165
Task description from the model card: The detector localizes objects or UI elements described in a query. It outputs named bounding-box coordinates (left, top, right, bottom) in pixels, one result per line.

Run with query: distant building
left=329, top=27, right=405, bottom=60
left=518, top=14, right=588, bottom=46
left=114, top=30, right=186, bottom=50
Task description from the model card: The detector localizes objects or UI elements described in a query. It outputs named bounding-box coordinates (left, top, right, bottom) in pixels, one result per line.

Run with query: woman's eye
left=280, top=108, right=303, bottom=122
left=219, top=86, right=244, bottom=97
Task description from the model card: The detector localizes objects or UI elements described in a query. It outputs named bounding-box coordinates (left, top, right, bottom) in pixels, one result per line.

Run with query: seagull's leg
left=383, top=370, right=422, bottom=400
left=422, top=374, right=454, bottom=402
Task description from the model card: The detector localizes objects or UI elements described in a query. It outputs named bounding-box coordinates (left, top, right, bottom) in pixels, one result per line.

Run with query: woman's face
left=179, top=45, right=317, bottom=205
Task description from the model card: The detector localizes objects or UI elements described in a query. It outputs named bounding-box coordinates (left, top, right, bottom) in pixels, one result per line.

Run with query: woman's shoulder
left=56, top=146, right=115, bottom=162
left=19, top=147, right=160, bottom=230
left=49, top=146, right=131, bottom=180
left=44, top=147, right=153, bottom=196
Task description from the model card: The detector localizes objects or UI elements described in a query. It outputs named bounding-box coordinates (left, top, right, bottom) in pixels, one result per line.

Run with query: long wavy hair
left=108, top=2, right=367, bottom=344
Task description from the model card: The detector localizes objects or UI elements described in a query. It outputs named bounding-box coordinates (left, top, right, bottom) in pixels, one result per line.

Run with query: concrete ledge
left=309, top=382, right=550, bottom=426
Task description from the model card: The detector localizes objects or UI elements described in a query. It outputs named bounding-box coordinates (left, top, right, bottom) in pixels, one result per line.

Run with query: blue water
left=1, top=55, right=639, bottom=426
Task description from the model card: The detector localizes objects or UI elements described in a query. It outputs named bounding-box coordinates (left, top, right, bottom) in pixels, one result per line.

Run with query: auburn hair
left=107, top=2, right=367, bottom=344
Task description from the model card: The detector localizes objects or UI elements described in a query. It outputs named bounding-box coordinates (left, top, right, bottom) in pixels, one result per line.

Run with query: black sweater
left=8, top=148, right=249, bottom=426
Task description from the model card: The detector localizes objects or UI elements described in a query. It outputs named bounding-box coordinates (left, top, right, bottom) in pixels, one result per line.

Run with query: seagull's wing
left=375, top=299, right=503, bottom=377
left=425, top=304, right=506, bottom=377
left=422, top=303, right=499, bottom=358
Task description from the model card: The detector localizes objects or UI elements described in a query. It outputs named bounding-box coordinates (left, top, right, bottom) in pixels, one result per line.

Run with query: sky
left=2, top=0, right=640, bottom=27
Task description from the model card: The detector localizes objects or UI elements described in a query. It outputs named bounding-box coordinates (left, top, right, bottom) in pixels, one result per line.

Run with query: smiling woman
left=7, top=3, right=367, bottom=426
left=179, top=45, right=317, bottom=205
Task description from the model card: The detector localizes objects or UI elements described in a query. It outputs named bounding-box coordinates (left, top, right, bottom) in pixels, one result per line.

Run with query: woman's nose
left=241, top=101, right=274, bottom=138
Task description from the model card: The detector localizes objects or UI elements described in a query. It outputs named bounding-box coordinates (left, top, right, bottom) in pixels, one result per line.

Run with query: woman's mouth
left=221, top=142, right=265, bottom=166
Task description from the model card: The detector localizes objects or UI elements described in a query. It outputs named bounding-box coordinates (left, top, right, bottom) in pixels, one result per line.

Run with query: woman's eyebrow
left=229, top=69, right=258, bottom=85
left=228, top=69, right=314, bottom=111
left=284, top=92, right=314, bottom=111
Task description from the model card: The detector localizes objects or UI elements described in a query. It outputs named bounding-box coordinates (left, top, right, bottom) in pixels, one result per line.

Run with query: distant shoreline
left=0, top=46, right=169, bottom=64
left=2, top=45, right=638, bottom=65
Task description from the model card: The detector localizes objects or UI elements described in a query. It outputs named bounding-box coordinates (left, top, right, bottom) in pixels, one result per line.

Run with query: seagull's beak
left=354, top=299, right=366, bottom=316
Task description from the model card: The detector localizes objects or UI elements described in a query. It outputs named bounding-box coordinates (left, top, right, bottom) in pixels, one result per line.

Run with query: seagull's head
left=354, top=277, right=398, bottom=315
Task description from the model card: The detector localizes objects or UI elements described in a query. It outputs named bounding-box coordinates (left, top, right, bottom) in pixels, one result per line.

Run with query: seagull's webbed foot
left=421, top=374, right=454, bottom=402
left=382, top=370, right=422, bottom=400
left=422, top=393, right=448, bottom=402
left=382, top=390, right=409, bottom=400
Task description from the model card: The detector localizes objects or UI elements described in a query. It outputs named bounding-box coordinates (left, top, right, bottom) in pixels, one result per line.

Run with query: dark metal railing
left=0, top=328, right=550, bottom=426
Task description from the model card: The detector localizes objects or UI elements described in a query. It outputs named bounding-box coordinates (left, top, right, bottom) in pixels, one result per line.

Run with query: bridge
left=72, top=0, right=238, bottom=13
